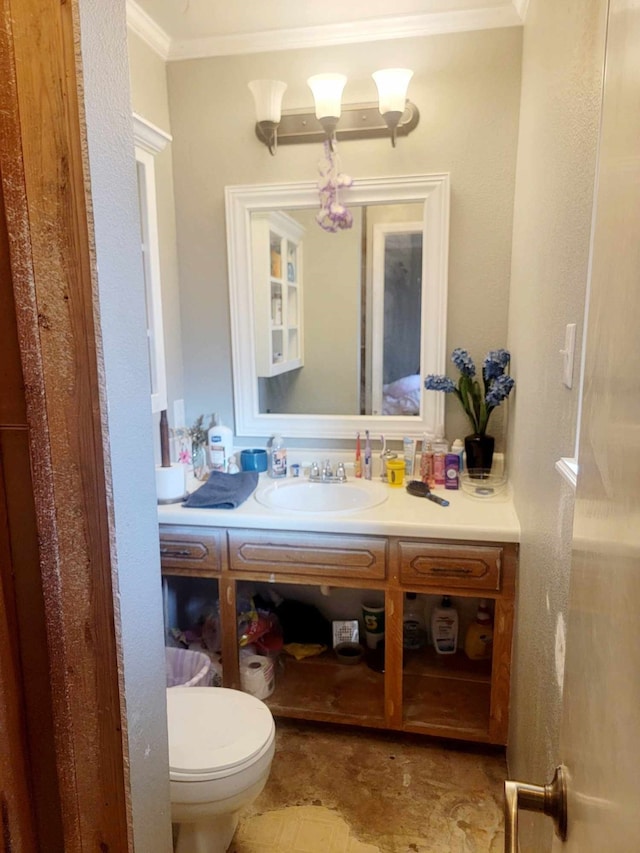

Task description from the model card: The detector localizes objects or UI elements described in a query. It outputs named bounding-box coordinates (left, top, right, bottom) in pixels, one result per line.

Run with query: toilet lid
left=166, top=687, right=275, bottom=778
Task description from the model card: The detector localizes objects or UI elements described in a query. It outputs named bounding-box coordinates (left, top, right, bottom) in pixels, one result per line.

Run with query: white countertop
left=158, top=474, right=520, bottom=543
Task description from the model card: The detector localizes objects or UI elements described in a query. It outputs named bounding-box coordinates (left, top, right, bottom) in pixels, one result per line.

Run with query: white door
left=553, top=0, right=640, bottom=849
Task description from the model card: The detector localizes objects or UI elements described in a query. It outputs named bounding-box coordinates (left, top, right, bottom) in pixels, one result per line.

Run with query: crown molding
left=170, top=7, right=523, bottom=60
left=126, top=1, right=526, bottom=62
left=132, top=113, right=172, bottom=154
left=126, top=1, right=171, bottom=60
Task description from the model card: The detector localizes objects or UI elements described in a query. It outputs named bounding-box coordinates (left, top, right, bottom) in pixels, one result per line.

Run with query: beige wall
left=165, top=27, right=522, bottom=441
left=505, top=1, right=607, bottom=850
left=127, top=31, right=184, bottom=449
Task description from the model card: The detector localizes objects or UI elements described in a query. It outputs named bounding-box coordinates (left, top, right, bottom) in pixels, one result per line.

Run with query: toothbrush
left=364, top=430, right=372, bottom=480
left=379, top=434, right=386, bottom=481
left=355, top=432, right=362, bottom=478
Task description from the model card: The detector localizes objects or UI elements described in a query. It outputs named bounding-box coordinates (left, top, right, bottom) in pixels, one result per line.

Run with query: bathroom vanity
left=158, top=479, right=519, bottom=746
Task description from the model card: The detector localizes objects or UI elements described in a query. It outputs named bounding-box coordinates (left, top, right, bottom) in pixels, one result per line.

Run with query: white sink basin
left=255, top=478, right=389, bottom=514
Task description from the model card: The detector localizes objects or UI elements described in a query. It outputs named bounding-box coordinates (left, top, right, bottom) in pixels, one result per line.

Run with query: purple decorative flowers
left=425, top=348, right=514, bottom=435
left=316, top=140, right=353, bottom=233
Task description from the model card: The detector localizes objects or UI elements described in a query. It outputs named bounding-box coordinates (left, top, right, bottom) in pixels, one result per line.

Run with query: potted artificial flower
left=424, top=348, right=515, bottom=475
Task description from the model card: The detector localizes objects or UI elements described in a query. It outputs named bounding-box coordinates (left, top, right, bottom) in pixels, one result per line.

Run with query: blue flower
left=483, top=349, right=510, bottom=380
left=424, top=347, right=514, bottom=435
left=424, top=375, right=456, bottom=393
left=451, top=348, right=476, bottom=377
left=485, top=374, right=515, bottom=407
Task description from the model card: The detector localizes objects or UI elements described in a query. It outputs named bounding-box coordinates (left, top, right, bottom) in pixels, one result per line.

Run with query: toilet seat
left=166, top=687, right=275, bottom=783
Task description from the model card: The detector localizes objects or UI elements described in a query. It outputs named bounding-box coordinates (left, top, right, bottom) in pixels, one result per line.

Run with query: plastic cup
left=386, top=458, right=406, bottom=487
left=362, top=602, right=385, bottom=649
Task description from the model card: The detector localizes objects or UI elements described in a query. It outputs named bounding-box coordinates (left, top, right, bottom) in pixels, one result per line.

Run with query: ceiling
left=127, top=0, right=527, bottom=60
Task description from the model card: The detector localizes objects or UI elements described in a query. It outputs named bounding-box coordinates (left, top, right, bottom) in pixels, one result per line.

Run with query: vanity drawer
left=159, top=526, right=222, bottom=575
left=228, top=529, right=387, bottom=580
left=398, top=541, right=502, bottom=591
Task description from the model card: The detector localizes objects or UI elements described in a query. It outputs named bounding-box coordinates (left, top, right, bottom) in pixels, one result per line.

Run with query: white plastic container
left=207, top=415, right=234, bottom=473
left=267, top=434, right=287, bottom=479
left=431, top=596, right=459, bottom=655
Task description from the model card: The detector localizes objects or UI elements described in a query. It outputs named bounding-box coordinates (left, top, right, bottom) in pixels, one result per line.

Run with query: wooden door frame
left=0, top=1, right=131, bottom=850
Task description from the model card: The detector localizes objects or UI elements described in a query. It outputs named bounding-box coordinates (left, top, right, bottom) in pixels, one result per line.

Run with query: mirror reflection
left=253, top=204, right=424, bottom=418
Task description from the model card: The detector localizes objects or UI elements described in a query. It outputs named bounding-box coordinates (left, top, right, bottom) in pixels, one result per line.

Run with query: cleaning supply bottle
left=464, top=600, right=494, bottom=660
left=267, top=434, right=287, bottom=479
left=207, top=414, right=234, bottom=473
left=355, top=432, right=362, bottom=478
left=431, top=596, right=459, bottom=655
left=403, top=593, right=427, bottom=650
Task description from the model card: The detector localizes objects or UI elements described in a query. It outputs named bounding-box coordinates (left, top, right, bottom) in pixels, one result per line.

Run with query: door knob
left=504, top=764, right=567, bottom=852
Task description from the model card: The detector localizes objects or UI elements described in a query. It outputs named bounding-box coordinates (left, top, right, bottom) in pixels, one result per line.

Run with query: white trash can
left=165, top=646, right=213, bottom=688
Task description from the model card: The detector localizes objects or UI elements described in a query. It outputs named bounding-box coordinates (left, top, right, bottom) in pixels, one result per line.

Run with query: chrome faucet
left=309, top=459, right=347, bottom=482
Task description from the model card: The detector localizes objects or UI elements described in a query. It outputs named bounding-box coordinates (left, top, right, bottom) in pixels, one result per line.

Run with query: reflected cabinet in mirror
left=225, top=174, right=449, bottom=439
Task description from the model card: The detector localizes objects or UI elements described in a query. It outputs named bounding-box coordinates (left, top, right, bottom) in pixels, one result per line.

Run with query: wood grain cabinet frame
left=159, top=525, right=517, bottom=746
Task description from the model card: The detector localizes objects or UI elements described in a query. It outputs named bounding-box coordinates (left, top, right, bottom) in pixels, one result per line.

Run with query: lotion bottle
left=431, top=596, right=459, bottom=655
left=207, top=414, right=234, bottom=473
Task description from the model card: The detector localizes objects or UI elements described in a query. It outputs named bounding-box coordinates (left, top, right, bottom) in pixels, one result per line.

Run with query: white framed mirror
left=225, top=173, right=449, bottom=439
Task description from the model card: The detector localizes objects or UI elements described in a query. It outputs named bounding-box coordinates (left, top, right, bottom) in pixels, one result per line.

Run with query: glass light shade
left=307, top=73, right=347, bottom=120
left=248, top=79, right=287, bottom=123
left=372, top=68, right=413, bottom=115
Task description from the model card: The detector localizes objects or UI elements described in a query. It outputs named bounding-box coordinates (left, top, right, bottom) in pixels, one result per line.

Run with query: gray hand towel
left=182, top=470, right=259, bottom=509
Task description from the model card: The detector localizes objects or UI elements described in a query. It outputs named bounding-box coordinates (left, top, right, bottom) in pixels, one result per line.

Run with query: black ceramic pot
left=464, top=433, right=495, bottom=477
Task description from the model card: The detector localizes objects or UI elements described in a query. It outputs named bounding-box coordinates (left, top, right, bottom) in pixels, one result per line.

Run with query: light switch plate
left=561, top=324, right=577, bottom=389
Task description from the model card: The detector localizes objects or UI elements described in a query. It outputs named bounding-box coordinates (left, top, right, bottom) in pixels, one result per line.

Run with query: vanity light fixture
left=248, top=79, right=288, bottom=155
left=248, top=68, right=418, bottom=155
left=307, top=73, right=347, bottom=146
left=372, top=68, right=414, bottom=147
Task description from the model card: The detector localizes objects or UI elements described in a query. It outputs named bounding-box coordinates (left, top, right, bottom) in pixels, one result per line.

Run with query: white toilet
left=166, top=686, right=276, bottom=853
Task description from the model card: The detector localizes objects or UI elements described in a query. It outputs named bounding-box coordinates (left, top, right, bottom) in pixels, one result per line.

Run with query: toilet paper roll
left=155, top=463, right=186, bottom=503
left=240, top=655, right=275, bottom=700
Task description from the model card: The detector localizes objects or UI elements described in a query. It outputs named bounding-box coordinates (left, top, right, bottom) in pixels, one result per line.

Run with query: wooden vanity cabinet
left=159, top=525, right=517, bottom=746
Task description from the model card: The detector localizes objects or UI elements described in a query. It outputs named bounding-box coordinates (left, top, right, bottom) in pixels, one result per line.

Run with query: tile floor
left=230, top=719, right=507, bottom=853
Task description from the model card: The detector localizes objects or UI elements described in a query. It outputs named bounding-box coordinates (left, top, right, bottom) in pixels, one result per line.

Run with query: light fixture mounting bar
left=255, top=101, right=419, bottom=147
